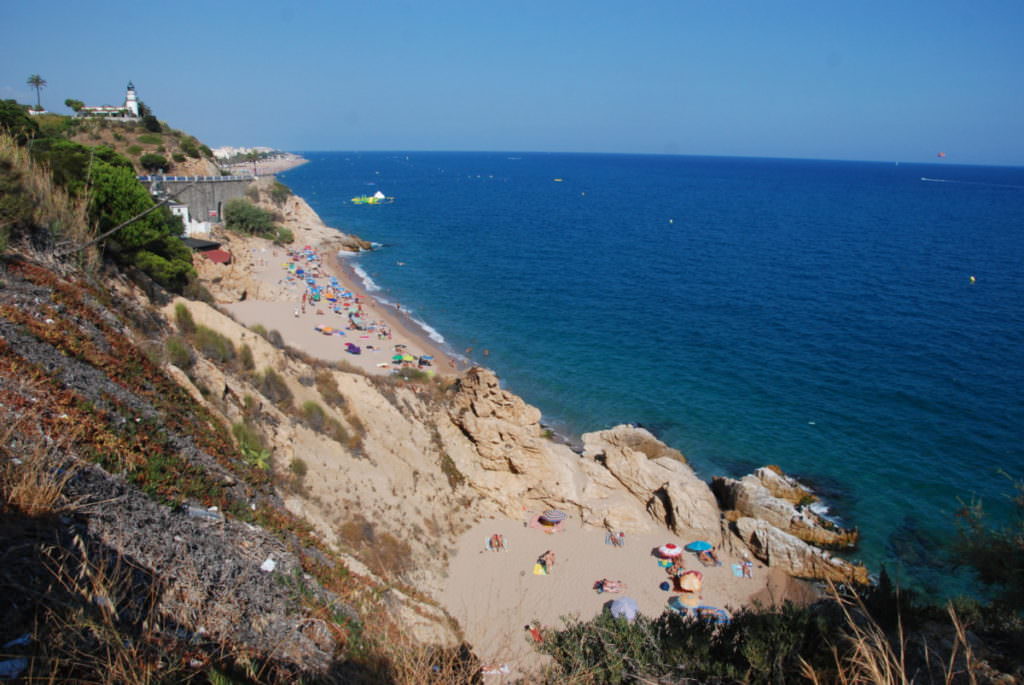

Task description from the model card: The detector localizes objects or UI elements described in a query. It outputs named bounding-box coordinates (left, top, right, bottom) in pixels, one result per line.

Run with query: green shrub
left=269, top=181, right=292, bottom=205
left=180, top=138, right=201, bottom=158
left=223, top=197, right=276, bottom=237
left=232, top=421, right=269, bottom=470
left=172, top=152, right=186, bottom=163
left=266, top=329, right=285, bottom=348
left=274, top=227, right=294, bottom=245
left=199, top=144, right=212, bottom=158
left=137, top=133, right=162, bottom=145
left=174, top=302, right=196, bottom=335
left=126, top=145, right=142, bottom=156
left=183, top=276, right=214, bottom=303
left=289, top=458, right=308, bottom=478
left=301, top=401, right=327, bottom=431
left=139, top=153, right=168, bottom=172
left=258, top=367, right=292, bottom=404
left=540, top=601, right=835, bottom=684
left=239, top=343, right=255, bottom=371
left=397, top=367, right=433, bottom=383
left=315, top=370, right=345, bottom=408
left=250, top=323, right=268, bottom=338
left=165, top=336, right=193, bottom=369
left=193, top=324, right=235, bottom=363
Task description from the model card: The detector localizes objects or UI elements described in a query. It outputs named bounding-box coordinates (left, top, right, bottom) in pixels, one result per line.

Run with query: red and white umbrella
left=658, top=543, right=682, bottom=558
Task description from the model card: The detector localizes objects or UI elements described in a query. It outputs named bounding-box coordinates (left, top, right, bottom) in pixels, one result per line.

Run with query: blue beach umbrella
left=685, top=541, right=713, bottom=552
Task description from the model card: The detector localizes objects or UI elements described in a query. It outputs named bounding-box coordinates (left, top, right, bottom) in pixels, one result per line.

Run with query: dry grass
left=0, top=132, right=94, bottom=264
left=801, top=582, right=979, bottom=685
left=0, top=410, right=79, bottom=517
left=359, top=619, right=480, bottom=685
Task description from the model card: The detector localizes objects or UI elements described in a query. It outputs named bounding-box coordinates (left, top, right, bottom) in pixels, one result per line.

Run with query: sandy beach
left=220, top=243, right=462, bottom=377
left=440, top=514, right=816, bottom=678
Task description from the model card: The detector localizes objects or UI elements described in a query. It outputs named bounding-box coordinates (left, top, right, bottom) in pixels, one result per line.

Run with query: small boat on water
left=351, top=190, right=394, bottom=205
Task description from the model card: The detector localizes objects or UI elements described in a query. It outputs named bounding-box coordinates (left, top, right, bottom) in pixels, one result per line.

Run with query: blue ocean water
left=280, top=152, right=1024, bottom=594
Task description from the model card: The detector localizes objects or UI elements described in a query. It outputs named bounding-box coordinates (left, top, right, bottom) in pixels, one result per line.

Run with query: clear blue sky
left=3, top=1, right=1022, bottom=164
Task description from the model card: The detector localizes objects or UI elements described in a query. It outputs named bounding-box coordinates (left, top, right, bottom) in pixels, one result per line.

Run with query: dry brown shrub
left=337, top=515, right=413, bottom=580
left=0, top=411, right=79, bottom=517
left=0, top=132, right=93, bottom=263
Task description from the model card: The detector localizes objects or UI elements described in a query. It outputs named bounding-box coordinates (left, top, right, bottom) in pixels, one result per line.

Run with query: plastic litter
left=2, top=634, right=30, bottom=648
left=260, top=557, right=276, bottom=573
left=0, top=658, right=28, bottom=679
left=184, top=505, right=224, bottom=522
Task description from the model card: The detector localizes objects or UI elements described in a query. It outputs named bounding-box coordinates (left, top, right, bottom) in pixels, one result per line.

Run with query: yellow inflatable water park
left=351, top=190, right=394, bottom=205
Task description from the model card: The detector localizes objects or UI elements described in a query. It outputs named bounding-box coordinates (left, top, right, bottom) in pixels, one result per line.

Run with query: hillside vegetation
left=1, top=102, right=1022, bottom=683
left=30, top=106, right=217, bottom=176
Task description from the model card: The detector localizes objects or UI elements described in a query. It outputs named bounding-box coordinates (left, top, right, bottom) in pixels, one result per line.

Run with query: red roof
left=201, top=249, right=232, bottom=264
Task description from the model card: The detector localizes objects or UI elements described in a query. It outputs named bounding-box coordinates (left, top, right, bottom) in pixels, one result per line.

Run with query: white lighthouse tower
left=124, top=81, right=139, bottom=117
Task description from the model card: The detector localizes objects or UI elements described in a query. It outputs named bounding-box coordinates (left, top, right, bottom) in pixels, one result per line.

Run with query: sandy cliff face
left=170, top=296, right=870, bottom=615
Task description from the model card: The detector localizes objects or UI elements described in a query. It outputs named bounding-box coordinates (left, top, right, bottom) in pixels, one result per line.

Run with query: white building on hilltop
left=77, top=82, right=140, bottom=119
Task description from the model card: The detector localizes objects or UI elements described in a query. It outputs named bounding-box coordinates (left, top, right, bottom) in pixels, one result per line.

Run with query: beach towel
left=732, top=563, right=743, bottom=577
left=532, top=563, right=547, bottom=576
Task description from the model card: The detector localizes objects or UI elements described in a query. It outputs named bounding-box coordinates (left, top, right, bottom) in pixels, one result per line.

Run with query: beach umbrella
left=609, top=597, right=639, bottom=622
left=678, top=570, right=703, bottom=593
left=685, top=541, right=713, bottom=552
left=321, top=327, right=334, bottom=335
left=392, top=355, right=404, bottom=363
left=541, top=509, right=567, bottom=524
left=658, top=543, right=683, bottom=558
left=668, top=594, right=700, bottom=613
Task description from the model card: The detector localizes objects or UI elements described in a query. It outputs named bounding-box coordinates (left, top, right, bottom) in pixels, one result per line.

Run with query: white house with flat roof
left=77, top=82, right=140, bottom=119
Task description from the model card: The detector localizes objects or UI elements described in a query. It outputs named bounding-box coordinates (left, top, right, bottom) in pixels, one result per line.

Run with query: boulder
left=580, top=425, right=721, bottom=536
left=734, top=517, right=869, bottom=585
left=712, top=471, right=858, bottom=549
left=447, top=367, right=546, bottom=474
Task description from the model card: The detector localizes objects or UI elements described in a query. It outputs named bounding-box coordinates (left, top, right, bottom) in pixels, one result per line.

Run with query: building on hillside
left=169, top=203, right=213, bottom=238
left=77, top=82, right=140, bottom=119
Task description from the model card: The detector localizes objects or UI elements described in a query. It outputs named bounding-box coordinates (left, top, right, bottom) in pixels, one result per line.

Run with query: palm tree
left=26, top=74, right=47, bottom=111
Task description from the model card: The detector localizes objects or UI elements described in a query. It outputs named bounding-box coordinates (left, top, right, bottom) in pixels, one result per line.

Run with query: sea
left=279, top=152, right=1024, bottom=597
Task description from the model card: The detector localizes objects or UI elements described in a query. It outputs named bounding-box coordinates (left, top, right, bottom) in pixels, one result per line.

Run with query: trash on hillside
left=0, top=658, right=28, bottom=678
left=2, top=634, right=30, bottom=648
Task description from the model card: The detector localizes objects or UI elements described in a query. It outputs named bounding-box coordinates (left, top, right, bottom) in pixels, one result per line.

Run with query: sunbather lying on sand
left=698, top=546, right=723, bottom=566
left=488, top=533, right=505, bottom=551
left=593, top=578, right=627, bottom=593
left=537, top=550, right=556, bottom=573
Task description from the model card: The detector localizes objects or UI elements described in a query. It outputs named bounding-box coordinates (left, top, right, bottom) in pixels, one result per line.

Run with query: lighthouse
left=125, top=81, right=139, bottom=117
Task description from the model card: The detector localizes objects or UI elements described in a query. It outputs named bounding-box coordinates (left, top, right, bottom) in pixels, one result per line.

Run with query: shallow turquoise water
left=281, top=152, right=1024, bottom=594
